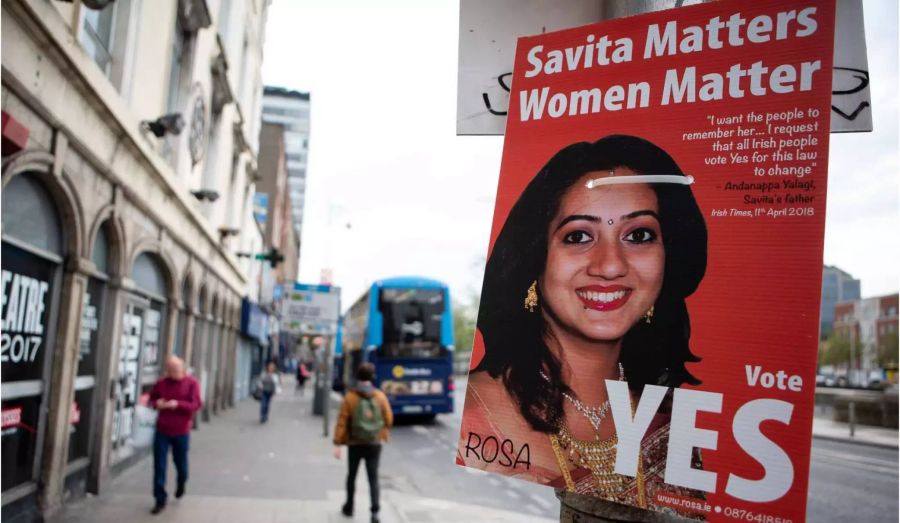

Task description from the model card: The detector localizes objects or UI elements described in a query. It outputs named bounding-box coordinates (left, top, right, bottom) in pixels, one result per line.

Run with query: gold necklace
left=548, top=399, right=647, bottom=507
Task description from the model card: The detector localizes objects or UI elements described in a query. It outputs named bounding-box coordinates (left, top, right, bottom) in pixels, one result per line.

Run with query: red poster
left=456, top=1, right=836, bottom=521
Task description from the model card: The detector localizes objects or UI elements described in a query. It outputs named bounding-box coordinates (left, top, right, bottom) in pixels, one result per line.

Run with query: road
left=385, top=377, right=899, bottom=522
left=381, top=378, right=558, bottom=519
left=807, top=438, right=898, bottom=522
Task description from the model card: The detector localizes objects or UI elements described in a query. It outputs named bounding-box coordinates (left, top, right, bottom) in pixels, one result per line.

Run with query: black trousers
left=345, top=444, right=382, bottom=514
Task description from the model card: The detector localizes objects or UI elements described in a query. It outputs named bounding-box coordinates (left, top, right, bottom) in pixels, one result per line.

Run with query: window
left=80, top=4, right=116, bottom=73
left=286, top=153, right=306, bottom=164
left=379, top=289, right=447, bottom=359
left=167, top=17, right=187, bottom=113
left=218, top=0, right=233, bottom=42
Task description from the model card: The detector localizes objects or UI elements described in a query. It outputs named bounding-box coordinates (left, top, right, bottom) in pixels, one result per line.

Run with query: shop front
left=1, top=173, right=66, bottom=519
left=65, top=221, right=116, bottom=497
left=239, top=298, right=269, bottom=400
left=109, top=253, right=169, bottom=470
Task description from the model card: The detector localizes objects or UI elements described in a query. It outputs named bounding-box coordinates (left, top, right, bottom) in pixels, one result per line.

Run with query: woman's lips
left=575, top=285, right=631, bottom=311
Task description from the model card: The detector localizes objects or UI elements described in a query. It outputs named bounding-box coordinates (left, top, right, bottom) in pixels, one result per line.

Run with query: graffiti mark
left=831, top=67, right=870, bottom=122
left=482, top=72, right=513, bottom=116
left=831, top=101, right=870, bottom=121
left=832, top=67, right=869, bottom=95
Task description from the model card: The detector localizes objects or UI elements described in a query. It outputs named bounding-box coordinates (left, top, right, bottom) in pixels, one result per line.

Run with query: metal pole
left=848, top=401, right=856, bottom=437
left=850, top=327, right=857, bottom=387
left=323, top=334, right=333, bottom=437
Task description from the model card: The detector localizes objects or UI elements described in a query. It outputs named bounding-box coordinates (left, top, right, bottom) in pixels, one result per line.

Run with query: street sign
left=281, top=283, right=340, bottom=335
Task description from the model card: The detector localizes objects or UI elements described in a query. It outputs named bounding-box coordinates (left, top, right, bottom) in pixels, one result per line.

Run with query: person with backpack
left=255, top=360, right=282, bottom=423
left=333, top=362, right=393, bottom=523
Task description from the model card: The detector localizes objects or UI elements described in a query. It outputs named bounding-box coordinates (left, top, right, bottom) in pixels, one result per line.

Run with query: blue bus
left=332, top=317, right=345, bottom=392
left=341, top=276, right=455, bottom=417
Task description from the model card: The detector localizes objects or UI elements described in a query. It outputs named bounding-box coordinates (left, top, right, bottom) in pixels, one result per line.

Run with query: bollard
left=557, top=490, right=694, bottom=523
left=848, top=401, right=856, bottom=437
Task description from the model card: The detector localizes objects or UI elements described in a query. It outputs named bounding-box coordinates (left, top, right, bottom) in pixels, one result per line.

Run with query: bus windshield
left=378, top=288, right=446, bottom=358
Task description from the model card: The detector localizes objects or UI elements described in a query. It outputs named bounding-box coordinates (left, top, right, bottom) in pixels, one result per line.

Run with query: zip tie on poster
left=585, top=174, right=695, bottom=189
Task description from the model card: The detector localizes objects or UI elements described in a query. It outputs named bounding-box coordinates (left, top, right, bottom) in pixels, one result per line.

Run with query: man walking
left=148, top=356, right=202, bottom=514
left=333, top=363, right=393, bottom=523
left=257, top=360, right=281, bottom=423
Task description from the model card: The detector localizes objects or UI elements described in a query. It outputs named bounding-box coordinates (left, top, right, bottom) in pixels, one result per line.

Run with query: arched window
left=92, top=225, right=110, bottom=274
left=2, top=173, right=63, bottom=255
left=174, top=276, right=193, bottom=358
left=132, top=252, right=167, bottom=300
left=70, top=220, right=115, bottom=464
left=1, top=173, right=65, bottom=490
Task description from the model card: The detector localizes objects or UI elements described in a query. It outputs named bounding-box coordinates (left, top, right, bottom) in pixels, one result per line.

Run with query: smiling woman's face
left=539, top=168, right=664, bottom=343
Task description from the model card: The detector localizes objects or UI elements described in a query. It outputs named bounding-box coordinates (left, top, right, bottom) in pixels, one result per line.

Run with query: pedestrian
left=256, top=360, right=282, bottom=423
left=296, top=360, right=310, bottom=395
left=333, top=362, right=393, bottom=523
left=147, top=355, right=202, bottom=515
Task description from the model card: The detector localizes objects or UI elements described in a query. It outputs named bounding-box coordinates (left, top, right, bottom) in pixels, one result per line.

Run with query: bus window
left=379, top=288, right=447, bottom=359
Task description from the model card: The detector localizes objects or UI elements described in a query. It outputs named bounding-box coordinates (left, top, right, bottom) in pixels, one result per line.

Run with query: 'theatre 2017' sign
left=457, top=1, right=835, bottom=521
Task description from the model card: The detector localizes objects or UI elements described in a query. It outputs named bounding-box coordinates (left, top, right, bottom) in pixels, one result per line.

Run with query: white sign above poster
left=456, top=0, right=871, bottom=135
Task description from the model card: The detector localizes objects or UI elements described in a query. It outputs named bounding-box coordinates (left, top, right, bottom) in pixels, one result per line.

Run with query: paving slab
left=53, top=381, right=553, bottom=523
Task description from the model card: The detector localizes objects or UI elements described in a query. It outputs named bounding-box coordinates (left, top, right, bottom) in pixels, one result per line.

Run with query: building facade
left=820, top=265, right=861, bottom=338
left=833, top=294, right=900, bottom=385
left=1, top=0, right=270, bottom=520
left=255, top=121, right=300, bottom=363
left=260, top=87, right=309, bottom=251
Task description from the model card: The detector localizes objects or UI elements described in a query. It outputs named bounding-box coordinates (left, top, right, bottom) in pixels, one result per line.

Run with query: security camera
left=143, top=113, right=185, bottom=137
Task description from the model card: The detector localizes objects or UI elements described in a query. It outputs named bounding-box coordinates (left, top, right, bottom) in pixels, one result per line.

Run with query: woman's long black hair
left=474, top=135, right=708, bottom=434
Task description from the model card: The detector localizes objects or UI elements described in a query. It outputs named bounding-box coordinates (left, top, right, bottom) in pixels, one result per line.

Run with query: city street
left=384, top=378, right=558, bottom=519
left=807, top=438, right=898, bottom=522
left=53, top=377, right=555, bottom=523
left=53, top=376, right=899, bottom=523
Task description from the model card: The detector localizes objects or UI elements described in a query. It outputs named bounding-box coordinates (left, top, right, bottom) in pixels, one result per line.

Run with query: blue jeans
left=153, top=432, right=189, bottom=505
left=260, top=391, right=273, bottom=421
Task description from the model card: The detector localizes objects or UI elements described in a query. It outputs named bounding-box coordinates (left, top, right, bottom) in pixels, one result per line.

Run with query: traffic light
left=239, top=247, right=284, bottom=267
left=267, top=247, right=284, bottom=268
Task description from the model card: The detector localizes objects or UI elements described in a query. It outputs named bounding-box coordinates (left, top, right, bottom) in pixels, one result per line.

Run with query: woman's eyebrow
left=620, top=210, right=660, bottom=221
left=554, top=214, right=600, bottom=232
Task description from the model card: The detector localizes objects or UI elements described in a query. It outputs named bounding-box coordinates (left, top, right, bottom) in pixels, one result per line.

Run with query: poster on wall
left=1, top=241, right=57, bottom=490
left=456, top=1, right=836, bottom=521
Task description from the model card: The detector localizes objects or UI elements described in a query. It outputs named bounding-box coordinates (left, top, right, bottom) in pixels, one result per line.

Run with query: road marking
left=412, top=425, right=430, bottom=435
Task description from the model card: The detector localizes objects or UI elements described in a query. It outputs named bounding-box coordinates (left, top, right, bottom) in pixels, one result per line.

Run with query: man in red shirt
left=148, top=355, right=202, bottom=514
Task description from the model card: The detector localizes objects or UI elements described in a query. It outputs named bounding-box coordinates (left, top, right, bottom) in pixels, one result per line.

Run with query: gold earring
left=644, top=305, right=654, bottom=324
left=524, top=281, right=538, bottom=312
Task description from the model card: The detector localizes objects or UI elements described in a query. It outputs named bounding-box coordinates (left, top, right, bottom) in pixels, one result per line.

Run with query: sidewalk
left=53, top=382, right=552, bottom=523
left=812, top=416, right=899, bottom=449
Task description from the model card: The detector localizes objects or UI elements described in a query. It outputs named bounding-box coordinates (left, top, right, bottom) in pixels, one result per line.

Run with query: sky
left=261, top=0, right=899, bottom=309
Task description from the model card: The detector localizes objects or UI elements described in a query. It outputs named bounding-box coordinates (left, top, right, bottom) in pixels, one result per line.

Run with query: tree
left=453, top=299, right=478, bottom=353
left=819, top=330, right=852, bottom=367
left=876, top=331, right=899, bottom=369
